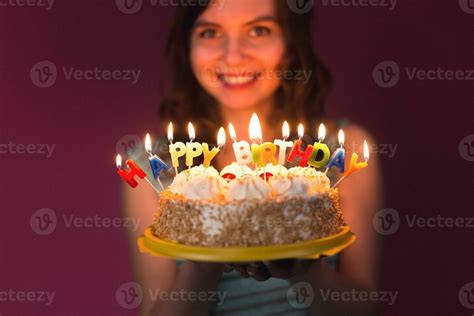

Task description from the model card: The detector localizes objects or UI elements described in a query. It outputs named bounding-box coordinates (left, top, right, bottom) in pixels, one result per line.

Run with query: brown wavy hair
left=159, top=0, right=331, bottom=142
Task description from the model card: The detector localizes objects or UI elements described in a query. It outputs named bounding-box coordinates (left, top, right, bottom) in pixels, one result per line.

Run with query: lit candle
left=308, top=123, right=331, bottom=169
left=145, top=133, right=169, bottom=190
left=116, top=154, right=160, bottom=195
left=168, top=122, right=186, bottom=174
left=333, top=140, right=370, bottom=188
left=229, top=123, right=252, bottom=166
left=274, top=121, right=294, bottom=166
left=202, top=127, right=226, bottom=168
left=325, top=129, right=346, bottom=174
left=287, top=123, right=313, bottom=166
left=185, top=122, right=203, bottom=169
left=249, top=113, right=277, bottom=168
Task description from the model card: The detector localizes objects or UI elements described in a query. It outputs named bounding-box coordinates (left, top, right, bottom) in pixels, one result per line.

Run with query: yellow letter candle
left=168, top=122, right=186, bottom=173
left=274, top=121, right=293, bottom=166
left=202, top=127, right=226, bottom=167
left=185, top=122, right=203, bottom=168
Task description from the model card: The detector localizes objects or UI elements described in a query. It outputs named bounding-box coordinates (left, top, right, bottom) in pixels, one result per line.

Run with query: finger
left=264, top=259, right=295, bottom=279
left=246, top=263, right=271, bottom=282
left=235, top=265, right=251, bottom=278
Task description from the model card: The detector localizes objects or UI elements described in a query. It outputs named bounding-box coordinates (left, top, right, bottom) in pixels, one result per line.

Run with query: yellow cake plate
left=138, top=226, right=356, bottom=263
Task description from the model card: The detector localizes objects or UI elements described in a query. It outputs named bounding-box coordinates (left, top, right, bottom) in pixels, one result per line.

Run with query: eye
left=249, top=26, right=271, bottom=37
left=199, top=29, right=219, bottom=39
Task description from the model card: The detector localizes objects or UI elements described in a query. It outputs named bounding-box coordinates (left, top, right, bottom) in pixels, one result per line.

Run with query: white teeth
left=220, top=75, right=255, bottom=85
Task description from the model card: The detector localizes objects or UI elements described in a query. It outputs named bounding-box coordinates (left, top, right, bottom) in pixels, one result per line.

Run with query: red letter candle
left=116, top=154, right=146, bottom=188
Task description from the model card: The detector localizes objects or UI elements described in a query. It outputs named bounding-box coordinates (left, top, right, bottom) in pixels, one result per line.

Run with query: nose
left=223, top=36, right=247, bottom=66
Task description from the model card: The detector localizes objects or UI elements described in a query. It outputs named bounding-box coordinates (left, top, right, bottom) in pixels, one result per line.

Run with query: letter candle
left=116, top=154, right=160, bottom=195
left=228, top=123, right=252, bottom=167
left=168, top=122, right=186, bottom=174
left=185, top=122, right=203, bottom=169
left=308, top=123, right=331, bottom=169
left=145, top=133, right=169, bottom=190
left=274, top=121, right=293, bottom=166
left=202, top=127, right=226, bottom=167
left=333, top=140, right=369, bottom=188
left=249, top=113, right=264, bottom=175
left=288, top=124, right=313, bottom=166
left=325, top=129, right=346, bottom=174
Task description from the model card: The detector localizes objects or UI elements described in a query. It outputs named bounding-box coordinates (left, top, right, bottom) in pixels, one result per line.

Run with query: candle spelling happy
left=145, top=133, right=169, bottom=190
left=185, top=122, right=203, bottom=169
left=168, top=122, right=186, bottom=174
left=202, top=127, right=226, bottom=168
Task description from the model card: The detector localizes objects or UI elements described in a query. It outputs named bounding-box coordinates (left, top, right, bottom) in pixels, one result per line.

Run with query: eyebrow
left=193, top=15, right=277, bottom=29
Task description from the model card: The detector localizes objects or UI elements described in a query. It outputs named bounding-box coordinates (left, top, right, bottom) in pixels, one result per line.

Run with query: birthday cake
left=153, top=164, right=344, bottom=247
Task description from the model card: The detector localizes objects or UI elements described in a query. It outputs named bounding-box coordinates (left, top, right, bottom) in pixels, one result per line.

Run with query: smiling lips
left=217, top=72, right=262, bottom=87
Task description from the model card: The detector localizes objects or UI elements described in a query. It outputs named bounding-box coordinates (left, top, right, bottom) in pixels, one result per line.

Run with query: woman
left=123, top=0, right=382, bottom=315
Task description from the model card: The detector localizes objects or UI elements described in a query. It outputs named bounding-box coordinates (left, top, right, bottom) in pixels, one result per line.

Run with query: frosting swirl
left=182, top=175, right=227, bottom=200
left=226, top=175, right=271, bottom=200
left=269, top=175, right=312, bottom=197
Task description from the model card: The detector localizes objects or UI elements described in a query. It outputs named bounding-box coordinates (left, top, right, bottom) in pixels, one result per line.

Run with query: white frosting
left=259, top=163, right=288, bottom=176
left=220, top=162, right=253, bottom=178
left=182, top=176, right=227, bottom=200
left=169, top=165, right=220, bottom=195
left=269, top=175, right=312, bottom=197
left=288, top=166, right=319, bottom=178
left=288, top=167, right=330, bottom=192
left=226, top=175, right=271, bottom=200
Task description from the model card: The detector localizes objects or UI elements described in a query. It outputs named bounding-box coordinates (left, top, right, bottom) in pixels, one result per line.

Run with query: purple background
left=1, top=0, right=473, bottom=315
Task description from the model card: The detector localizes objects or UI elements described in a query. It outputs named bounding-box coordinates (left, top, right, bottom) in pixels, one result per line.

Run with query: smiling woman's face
left=190, top=0, right=285, bottom=111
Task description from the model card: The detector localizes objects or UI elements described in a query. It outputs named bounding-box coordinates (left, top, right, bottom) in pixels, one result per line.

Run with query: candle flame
left=338, top=129, right=345, bottom=146
left=188, top=122, right=195, bottom=141
left=167, top=122, right=173, bottom=143
left=249, top=113, right=262, bottom=143
left=228, top=123, right=237, bottom=141
left=318, top=123, right=326, bottom=142
left=282, top=121, right=290, bottom=139
left=363, top=140, right=370, bottom=161
left=145, top=133, right=152, bottom=153
left=298, top=123, right=304, bottom=139
left=116, top=154, right=122, bottom=169
left=217, top=127, right=226, bottom=148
